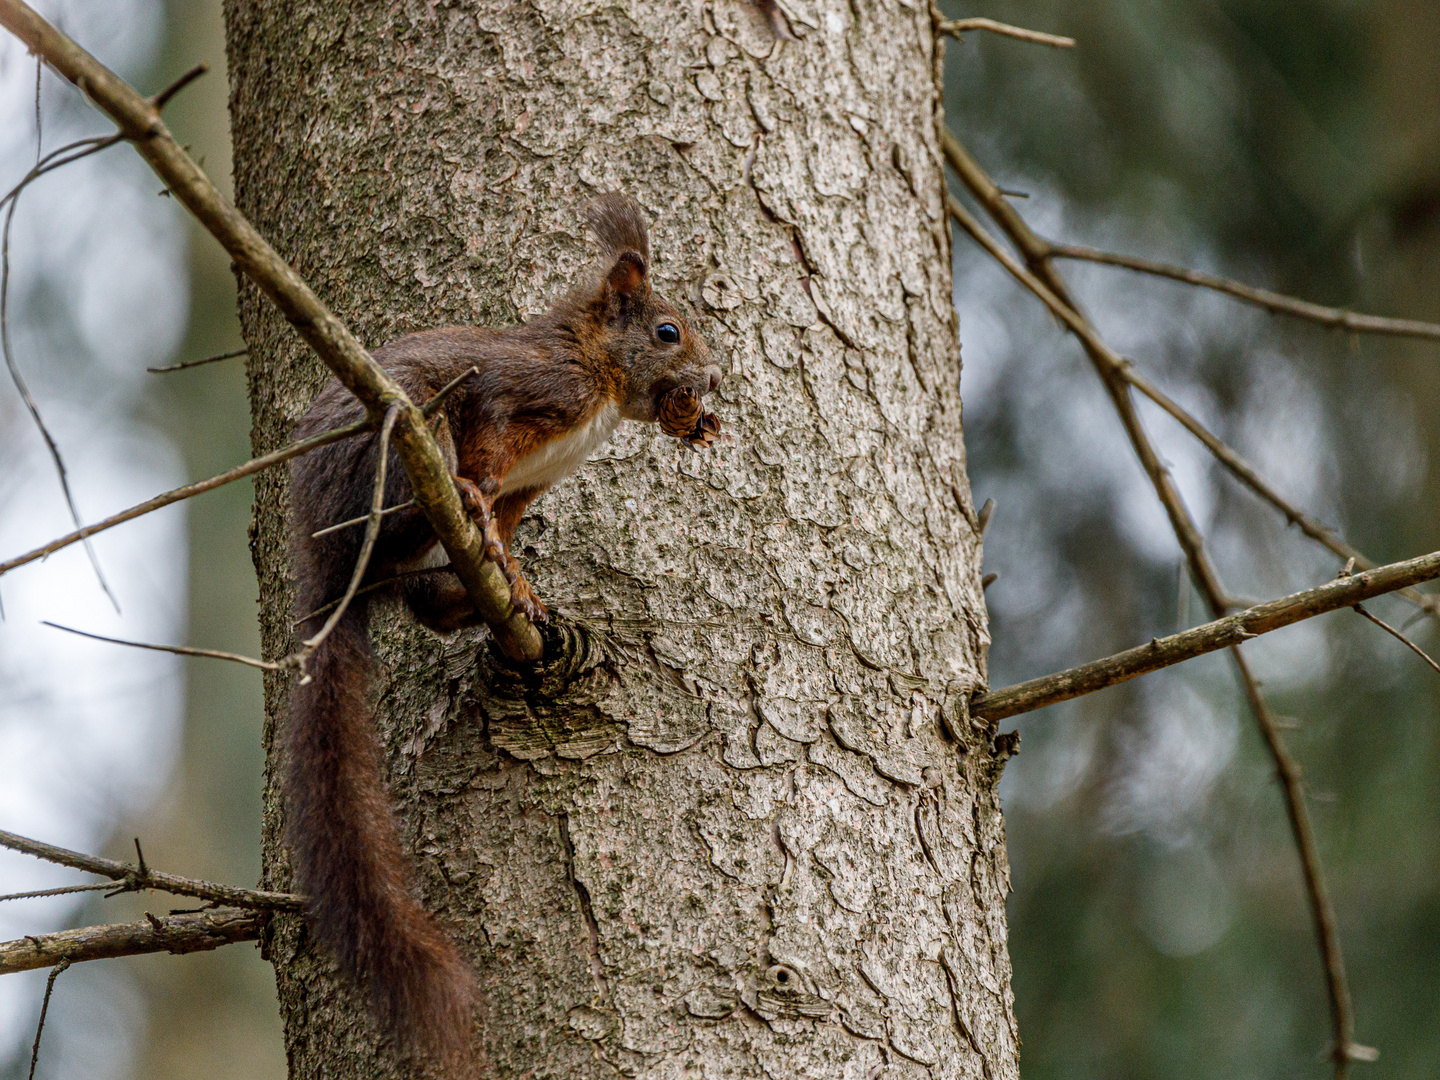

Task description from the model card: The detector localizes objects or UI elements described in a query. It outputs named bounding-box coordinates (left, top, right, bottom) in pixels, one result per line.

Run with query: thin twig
left=149, top=62, right=207, bottom=110
left=26, top=958, right=67, bottom=1080
left=293, top=565, right=457, bottom=627
left=1, top=135, right=126, bottom=611
left=0, top=829, right=303, bottom=912
left=1230, top=648, right=1368, bottom=1071
left=0, top=909, right=263, bottom=976
left=936, top=17, right=1075, bottom=48
left=944, top=129, right=1363, bottom=1072
left=1117, top=361, right=1440, bottom=621
left=422, top=365, right=479, bottom=417
left=0, top=0, right=542, bottom=662
left=977, top=497, right=995, bottom=535
left=298, top=402, right=400, bottom=657
left=0, top=63, right=206, bottom=607
left=1353, top=603, right=1440, bottom=676
left=969, top=547, right=1440, bottom=721
left=1051, top=241, right=1440, bottom=344
left=42, top=621, right=285, bottom=674
left=146, top=346, right=246, bottom=373
left=32, top=54, right=41, bottom=160
left=0, top=417, right=371, bottom=579
left=0, top=881, right=112, bottom=903
left=312, top=499, right=414, bottom=539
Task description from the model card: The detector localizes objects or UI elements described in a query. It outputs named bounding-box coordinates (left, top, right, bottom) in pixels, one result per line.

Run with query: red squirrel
left=285, top=193, right=722, bottom=1064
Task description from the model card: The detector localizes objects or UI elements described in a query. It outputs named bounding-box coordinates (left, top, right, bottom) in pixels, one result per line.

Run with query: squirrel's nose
left=704, top=364, right=723, bottom=392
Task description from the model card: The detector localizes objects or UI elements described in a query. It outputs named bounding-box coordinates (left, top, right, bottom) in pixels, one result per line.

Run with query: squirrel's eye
left=656, top=322, right=681, bottom=344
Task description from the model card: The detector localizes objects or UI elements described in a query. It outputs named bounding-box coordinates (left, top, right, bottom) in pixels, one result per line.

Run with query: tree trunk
left=223, top=0, right=1014, bottom=1076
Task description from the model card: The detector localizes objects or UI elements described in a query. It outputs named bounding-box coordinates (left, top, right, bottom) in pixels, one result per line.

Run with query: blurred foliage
left=944, top=1, right=1439, bottom=1078
left=100, top=1, right=283, bottom=1076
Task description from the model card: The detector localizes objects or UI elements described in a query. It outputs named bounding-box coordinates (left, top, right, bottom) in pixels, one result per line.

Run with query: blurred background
left=947, top=2, right=1440, bottom=1079
left=0, top=1, right=1434, bottom=1078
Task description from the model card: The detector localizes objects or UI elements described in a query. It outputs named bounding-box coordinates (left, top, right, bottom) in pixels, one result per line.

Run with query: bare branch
left=0, top=829, right=303, bottom=913
left=0, top=882, right=112, bottom=904
left=936, top=18, right=1075, bottom=48
left=41, top=621, right=283, bottom=673
left=1353, top=603, right=1440, bottom=676
left=976, top=497, right=995, bottom=535
left=297, top=403, right=399, bottom=659
left=294, top=566, right=456, bottom=628
left=0, top=418, right=371, bottom=579
left=945, top=128, right=1363, bottom=1071
left=0, top=0, right=541, bottom=662
left=149, top=62, right=207, bottom=111
left=26, top=958, right=67, bottom=1079
left=422, top=364, right=479, bottom=417
left=1229, top=648, right=1368, bottom=1072
left=1, top=134, right=125, bottom=610
left=0, top=908, right=263, bottom=976
left=312, top=499, right=414, bottom=540
left=970, top=548, right=1440, bottom=722
left=1051, top=241, right=1440, bottom=344
left=1117, top=361, right=1440, bottom=621
left=146, top=346, right=246, bottom=374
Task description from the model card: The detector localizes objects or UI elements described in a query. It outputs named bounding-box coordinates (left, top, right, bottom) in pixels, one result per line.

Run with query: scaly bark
left=224, top=0, right=1013, bottom=1075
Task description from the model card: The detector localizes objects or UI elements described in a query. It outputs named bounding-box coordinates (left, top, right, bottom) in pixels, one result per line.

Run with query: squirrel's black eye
left=656, top=322, right=681, bottom=344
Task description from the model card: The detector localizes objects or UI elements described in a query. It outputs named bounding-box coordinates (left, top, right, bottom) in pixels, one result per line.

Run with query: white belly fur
left=500, top=401, right=621, bottom=495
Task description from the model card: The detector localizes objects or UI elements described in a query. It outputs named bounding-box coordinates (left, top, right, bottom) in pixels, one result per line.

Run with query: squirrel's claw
left=505, top=559, right=549, bottom=623
left=453, top=475, right=507, bottom=561
left=480, top=520, right=506, bottom=565
left=453, top=476, right=492, bottom=523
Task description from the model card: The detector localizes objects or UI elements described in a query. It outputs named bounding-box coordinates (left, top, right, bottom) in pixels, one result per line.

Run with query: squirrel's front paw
left=480, top=520, right=506, bottom=565
left=453, top=476, right=492, bottom=523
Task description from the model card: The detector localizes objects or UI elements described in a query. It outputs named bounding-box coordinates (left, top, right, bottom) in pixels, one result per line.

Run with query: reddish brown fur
left=286, top=193, right=720, bottom=1066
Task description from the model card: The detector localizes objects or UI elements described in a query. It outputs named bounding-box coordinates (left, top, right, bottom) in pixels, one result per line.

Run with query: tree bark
left=223, top=0, right=1013, bottom=1076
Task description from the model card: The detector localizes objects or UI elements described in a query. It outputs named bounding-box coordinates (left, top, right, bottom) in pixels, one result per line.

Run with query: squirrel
left=284, top=192, right=722, bottom=1065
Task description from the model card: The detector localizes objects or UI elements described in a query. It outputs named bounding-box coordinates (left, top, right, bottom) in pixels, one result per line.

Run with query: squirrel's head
left=579, top=192, right=722, bottom=423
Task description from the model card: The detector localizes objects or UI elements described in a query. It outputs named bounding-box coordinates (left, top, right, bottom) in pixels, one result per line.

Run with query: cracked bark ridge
left=225, top=0, right=1010, bottom=1075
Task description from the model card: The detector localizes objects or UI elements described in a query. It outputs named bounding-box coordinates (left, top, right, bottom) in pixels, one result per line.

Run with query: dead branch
left=1051, top=241, right=1440, bottom=343
left=297, top=403, right=400, bottom=659
left=293, top=565, right=456, bottom=627
left=41, top=622, right=282, bottom=674
left=1, top=134, right=126, bottom=610
left=970, top=547, right=1440, bottom=722
left=1, top=882, right=114, bottom=904
left=0, top=417, right=371, bottom=579
left=0, top=829, right=303, bottom=913
left=944, top=127, right=1364, bottom=1072
left=312, top=500, right=415, bottom=540
left=0, top=908, right=264, bottom=976
left=1353, top=603, right=1440, bottom=676
left=1116, top=362, right=1440, bottom=621
left=936, top=18, right=1075, bottom=48
left=146, top=346, right=246, bottom=373
left=26, top=958, right=67, bottom=1079
left=0, top=0, right=542, bottom=662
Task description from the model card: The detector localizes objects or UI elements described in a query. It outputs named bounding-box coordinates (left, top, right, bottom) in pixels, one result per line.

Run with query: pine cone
left=658, top=386, right=722, bottom=450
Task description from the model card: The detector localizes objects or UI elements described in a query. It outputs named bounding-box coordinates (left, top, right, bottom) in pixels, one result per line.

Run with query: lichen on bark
left=224, top=0, right=1013, bottom=1075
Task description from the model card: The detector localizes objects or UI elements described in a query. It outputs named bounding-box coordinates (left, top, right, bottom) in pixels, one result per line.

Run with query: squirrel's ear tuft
left=607, top=250, right=648, bottom=301
left=585, top=192, right=651, bottom=264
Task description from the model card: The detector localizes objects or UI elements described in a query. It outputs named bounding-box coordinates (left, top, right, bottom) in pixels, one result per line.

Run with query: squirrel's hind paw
left=509, top=575, right=549, bottom=623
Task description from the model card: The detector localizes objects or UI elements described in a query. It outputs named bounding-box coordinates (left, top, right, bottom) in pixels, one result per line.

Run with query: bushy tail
left=285, top=604, right=475, bottom=1065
